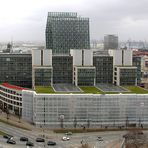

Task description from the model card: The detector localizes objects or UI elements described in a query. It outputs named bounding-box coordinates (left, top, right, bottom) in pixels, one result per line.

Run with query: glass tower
left=46, top=12, right=90, bottom=54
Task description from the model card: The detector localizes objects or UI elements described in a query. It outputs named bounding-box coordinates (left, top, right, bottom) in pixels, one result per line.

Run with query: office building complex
left=0, top=12, right=147, bottom=129
left=46, top=12, right=90, bottom=54
left=104, top=35, right=118, bottom=50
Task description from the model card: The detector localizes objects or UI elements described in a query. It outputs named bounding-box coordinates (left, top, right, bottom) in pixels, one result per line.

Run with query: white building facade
left=22, top=90, right=148, bottom=128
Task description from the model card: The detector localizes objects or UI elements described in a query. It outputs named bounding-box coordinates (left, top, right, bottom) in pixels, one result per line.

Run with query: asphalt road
left=0, top=122, right=125, bottom=148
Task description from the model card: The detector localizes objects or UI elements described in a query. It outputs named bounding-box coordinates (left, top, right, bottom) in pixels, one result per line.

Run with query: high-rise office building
left=46, top=12, right=90, bottom=54
left=104, top=35, right=118, bottom=50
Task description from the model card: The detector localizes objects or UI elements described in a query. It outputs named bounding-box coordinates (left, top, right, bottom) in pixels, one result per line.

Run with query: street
left=0, top=122, right=125, bottom=148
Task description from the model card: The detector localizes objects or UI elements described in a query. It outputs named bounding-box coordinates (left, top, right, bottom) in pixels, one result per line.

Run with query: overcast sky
left=0, top=0, right=148, bottom=42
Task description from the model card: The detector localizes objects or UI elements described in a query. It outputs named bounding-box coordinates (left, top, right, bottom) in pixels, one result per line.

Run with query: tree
left=18, top=111, right=21, bottom=123
left=87, top=119, right=90, bottom=128
left=73, top=116, right=77, bottom=128
left=6, top=108, right=9, bottom=120
left=59, top=115, right=64, bottom=128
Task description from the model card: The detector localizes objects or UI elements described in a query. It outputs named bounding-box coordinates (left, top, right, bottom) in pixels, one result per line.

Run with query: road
left=0, top=122, right=125, bottom=148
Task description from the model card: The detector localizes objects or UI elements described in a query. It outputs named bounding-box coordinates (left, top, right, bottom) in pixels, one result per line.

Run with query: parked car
left=3, top=134, right=13, bottom=139
left=97, top=137, right=103, bottom=141
left=7, top=139, right=16, bottom=144
left=65, top=132, right=73, bottom=135
left=26, top=141, right=34, bottom=146
left=36, top=137, right=45, bottom=142
left=20, top=137, right=28, bottom=141
left=47, top=141, right=56, bottom=146
left=62, top=136, right=70, bottom=141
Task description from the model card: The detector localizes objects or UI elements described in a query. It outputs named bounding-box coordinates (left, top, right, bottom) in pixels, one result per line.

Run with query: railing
left=120, top=138, right=125, bottom=148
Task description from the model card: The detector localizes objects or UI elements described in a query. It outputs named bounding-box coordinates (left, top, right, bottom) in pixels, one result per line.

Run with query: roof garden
left=123, top=86, right=148, bottom=94
left=35, top=86, right=55, bottom=94
left=79, top=86, right=103, bottom=94
left=34, top=85, right=148, bottom=94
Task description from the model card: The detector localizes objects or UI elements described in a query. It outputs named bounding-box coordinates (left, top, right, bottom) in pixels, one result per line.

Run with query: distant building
left=141, top=56, right=148, bottom=86
left=104, top=35, right=118, bottom=50
left=46, top=12, right=90, bottom=54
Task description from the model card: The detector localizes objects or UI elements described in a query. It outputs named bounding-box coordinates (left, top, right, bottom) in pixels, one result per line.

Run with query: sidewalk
left=0, top=112, right=55, bottom=137
left=0, top=112, right=35, bottom=131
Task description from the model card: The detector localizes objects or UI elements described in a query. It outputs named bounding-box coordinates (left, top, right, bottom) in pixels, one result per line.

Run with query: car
left=20, top=137, right=28, bottom=141
left=26, top=141, right=34, bottom=146
left=3, top=134, right=13, bottom=139
left=7, top=139, right=16, bottom=144
left=47, top=141, right=56, bottom=146
left=97, top=137, right=103, bottom=141
left=36, top=137, right=45, bottom=142
left=62, top=136, right=70, bottom=141
left=65, top=132, right=73, bottom=135
left=98, top=136, right=102, bottom=139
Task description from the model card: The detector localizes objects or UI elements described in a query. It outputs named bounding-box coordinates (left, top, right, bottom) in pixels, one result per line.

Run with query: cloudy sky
left=0, top=0, right=147, bottom=42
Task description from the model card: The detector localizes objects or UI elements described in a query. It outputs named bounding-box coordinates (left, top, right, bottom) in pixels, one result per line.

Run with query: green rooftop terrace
left=35, top=85, right=148, bottom=94
left=79, top=86, right=103, bottom=94
left=35, top=86, right=55, bottom=93
left=123, top=86, right=148, bottom=94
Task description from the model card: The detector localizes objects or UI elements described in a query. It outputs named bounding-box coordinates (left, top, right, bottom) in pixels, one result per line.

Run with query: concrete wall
left=32, top=49, right=41, bottom=66
left=70, top=49, right=82, bottom=66
left=43, top=49, right=52, bottom=66
left=83, top=50, right=93, bottom=66
left=109, top=50, right=122, bottom=66
left=123, top=50, right=132, bottom=66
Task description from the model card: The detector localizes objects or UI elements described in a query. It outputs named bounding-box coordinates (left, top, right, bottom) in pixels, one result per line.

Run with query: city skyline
left=0, top=0, right=148, bottom=42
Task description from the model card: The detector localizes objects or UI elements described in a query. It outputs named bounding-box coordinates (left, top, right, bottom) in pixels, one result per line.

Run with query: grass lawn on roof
left=35, top=86, right=55, bottom=93
left=79, top=86, right=103, bottom=94
left=124, top=86, right=148, bottom=94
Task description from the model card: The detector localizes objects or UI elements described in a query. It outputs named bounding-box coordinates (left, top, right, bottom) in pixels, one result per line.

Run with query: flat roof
left=1, top=83, right=27, bottom=91
left=35, top=85, right=148, bottom=94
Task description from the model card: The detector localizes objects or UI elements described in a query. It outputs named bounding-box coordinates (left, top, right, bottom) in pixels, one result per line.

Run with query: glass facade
left=0, top=54, right=32, bottom=88
left=93, top=56, right=113, bottom=83
left=31, top=94, right=148, bottom=127
left=77, top=68, right=95, bottom=86
left=46, top=12, right=90, bottom=54
left=133, top=56, right=142, bottom=84
left=52, top=55, right=73, bottom=83
left=34, top=68, right=52, bottom=86
left=120, top=68, right=137, bottom=85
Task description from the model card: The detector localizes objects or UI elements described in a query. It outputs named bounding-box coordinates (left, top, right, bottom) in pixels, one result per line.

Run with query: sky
left=0, top=0, right=148, bottom=42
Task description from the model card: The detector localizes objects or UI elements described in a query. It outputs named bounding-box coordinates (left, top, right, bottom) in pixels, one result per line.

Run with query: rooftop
left=1, top=83, right=27, bottom=91
left=34, top=85, right=148, bottom=94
